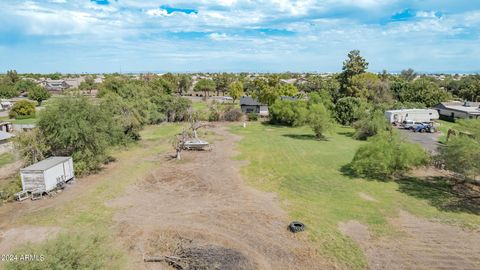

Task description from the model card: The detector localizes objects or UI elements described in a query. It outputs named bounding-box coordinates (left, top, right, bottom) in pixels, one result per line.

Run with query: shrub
left=349, top=132, right=429, bottom=179
left=308, top=103, right=333, bottom=139
left=353, top=110, right=391, bottom=140
left=223, top=108, right=243, bottom=121
left=439, top=136, right=480, bottom=181
left=6, top=232, right=124, bottom=270
left=8, top=100, right=36, bottom=119
left=334, top=97, right=368, bottom=126
left=247, top=112, right=258, bottom=121
left=269, top=99, right=308, bottom=126
left=208, top=109, right=220, bottom=122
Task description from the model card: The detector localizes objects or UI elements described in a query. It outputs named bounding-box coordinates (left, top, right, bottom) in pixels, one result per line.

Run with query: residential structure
left=433, top=101, right=480, bottom=121
left=240, top=96, right=269, bottom=116
left=39, top=79, right=70, bottom=92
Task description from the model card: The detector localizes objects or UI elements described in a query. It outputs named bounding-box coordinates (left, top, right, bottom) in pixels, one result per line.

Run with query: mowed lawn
left=231, top=122, right=480, bottom=269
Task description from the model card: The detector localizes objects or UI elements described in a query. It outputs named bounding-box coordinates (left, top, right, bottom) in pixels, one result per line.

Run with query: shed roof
left=21, top=157, right=71, bottom=171
left=0, top=131, right=14, bottom=141
left=240, top=96, right=264, bottom=106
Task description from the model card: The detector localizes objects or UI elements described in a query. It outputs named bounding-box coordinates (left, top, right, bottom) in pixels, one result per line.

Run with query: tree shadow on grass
left=397, top=176, right=480, bottom=215
left=282, top=134, right=328, bottom=141
left=337, top=131, right=355, bottom=138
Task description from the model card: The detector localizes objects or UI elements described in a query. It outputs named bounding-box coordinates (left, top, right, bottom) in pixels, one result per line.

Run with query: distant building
left=240, top=96, right=268, bottom=116
left=39, top=79, right=70, bottom=92
left=433, top=101, right=480, bottom=121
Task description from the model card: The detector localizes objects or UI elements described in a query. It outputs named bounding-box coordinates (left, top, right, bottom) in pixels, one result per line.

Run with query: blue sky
left=0, top=0, right=479, bottom=73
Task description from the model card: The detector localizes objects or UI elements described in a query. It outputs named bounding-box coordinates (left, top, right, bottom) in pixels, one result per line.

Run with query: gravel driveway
left=397, top=128, right=441, bottom=154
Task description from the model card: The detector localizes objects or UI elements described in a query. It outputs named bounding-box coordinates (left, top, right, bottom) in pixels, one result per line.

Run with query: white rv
left=385, top=109, right=439, bottom=124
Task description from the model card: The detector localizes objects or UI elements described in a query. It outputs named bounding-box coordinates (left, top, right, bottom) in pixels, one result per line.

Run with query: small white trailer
left=385, top=109, right=439, bottom=124
left=20, top=157, right=75, bottom=193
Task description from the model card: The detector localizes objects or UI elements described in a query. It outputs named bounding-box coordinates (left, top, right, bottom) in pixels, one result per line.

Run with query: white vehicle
left=385, top=109, right=439, bottom=124
left=402, top=120, right=419, bottom=130
left=222, top=96, right=233, bottom=101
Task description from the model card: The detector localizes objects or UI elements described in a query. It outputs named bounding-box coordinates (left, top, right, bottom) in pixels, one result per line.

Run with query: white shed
left=20, top=157, right=75, bottom=193
left=385, top=109, right=439, bottom=124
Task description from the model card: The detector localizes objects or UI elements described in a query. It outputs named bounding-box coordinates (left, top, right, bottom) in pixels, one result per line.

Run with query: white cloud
left=145, top=8, right=170, bottom=17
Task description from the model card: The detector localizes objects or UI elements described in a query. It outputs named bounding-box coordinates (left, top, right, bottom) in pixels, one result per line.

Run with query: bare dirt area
left=0, top=226, right=61, bottom=254
left=340, top=210, right=480, bottom=270
left=110, top=125, right=331, bottom=270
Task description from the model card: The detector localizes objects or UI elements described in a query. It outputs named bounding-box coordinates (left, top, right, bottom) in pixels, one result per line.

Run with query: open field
left=1, top=121, right=479, bottom=269
left=231, top=122, right=480, bottom=269
left=0, top=123, right=329, bottom=270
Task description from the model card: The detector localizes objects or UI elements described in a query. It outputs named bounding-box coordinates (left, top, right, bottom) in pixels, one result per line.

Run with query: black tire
left=288, top=221, right=305, bottom=233
left=420, top=129, right=426, bottom=133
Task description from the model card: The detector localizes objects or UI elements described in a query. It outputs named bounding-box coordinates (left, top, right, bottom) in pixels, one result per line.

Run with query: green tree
left=277, top=83, right=299, bottom=96
left=308, top=103, right=333, bottom=140
left=100, top=93, right=143, bottom=142
left=228, top=81, right=244, bottom=103
left=269, top=99, right=308, bottom=126
left=28, top=85, right=51, bottom=106
left=440, top=136, right=480, bottom=182
left=194, top=79, right=216, bottom=99
left=399, top=78, right=450, bottom=107
left=213, top=73, right=234, bottom=96
left=13, top=129, right=50, bottom=166
left=334, top=97, right=368, bottom=125
left=353, top=110, right=391, bottom=140
left=14, top=79, right=37, bottom=94
left=38, top=96, right=113, bottom=174
left=0, top=83, right=19, bottom=98
left=400, top=68, right=417, bottom=81
left=9, top=100, right=36, bottom=119
left=339, top=50, right=369, bottom=93
left=347, top=73, right=393, bottom=103
left=4, top=70, right=19, bottom=84
left=178, top=74, right=192, bottom=95
left=79, top=76, right=96, bottom=94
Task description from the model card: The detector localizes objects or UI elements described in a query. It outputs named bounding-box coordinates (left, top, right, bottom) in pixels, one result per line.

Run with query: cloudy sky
left=0, top=0, right=479, bottom=73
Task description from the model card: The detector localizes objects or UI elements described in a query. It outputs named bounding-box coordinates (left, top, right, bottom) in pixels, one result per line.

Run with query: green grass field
left=231, top=122, right=480, bottom=269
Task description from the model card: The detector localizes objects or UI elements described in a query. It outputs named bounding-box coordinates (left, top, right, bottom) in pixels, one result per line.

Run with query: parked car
left=222, top=96, right=233, bottom=101
left=414, top=123, right=436, bottom=133
left=402, top=120, right=419, bottom=130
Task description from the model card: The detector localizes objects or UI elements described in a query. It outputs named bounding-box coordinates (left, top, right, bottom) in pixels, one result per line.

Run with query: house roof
left=240, top=96, right=265, bottom=106
left=434, top=101, right=480, bottom=115
left=21, top=156, right=71, bottom=172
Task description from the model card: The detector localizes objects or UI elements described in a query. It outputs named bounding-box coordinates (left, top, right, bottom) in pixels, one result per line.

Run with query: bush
left=334, top=97, right=368, bottom=126
left=439, top=136, right=480, bottom=181
left=208, top=109, right=220, bottom=122
left=349, top=132, right=429, bottom=179
left=5, top=232, right=124, bottom=270
left=308, top=103, right=333, bottom=139
left=269, top=99, right=308, bottom=126
left=9, top=100, right=36, bottom=119
left=247, top=112, right=258, bottom=121
left=223, top=108, right=243, bottom=121
left=353, top=110, right=391, bottom=140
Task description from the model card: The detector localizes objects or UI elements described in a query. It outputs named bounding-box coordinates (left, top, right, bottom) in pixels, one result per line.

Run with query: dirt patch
left=358, top=192, right=377, bottom=202
left=111, top=125, right=330, bottom=270
left=0, top=160, right=22, bottom=181
left=0, top=226, right=61, bottom=254
left=340, top=211, right=480, bottom=270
